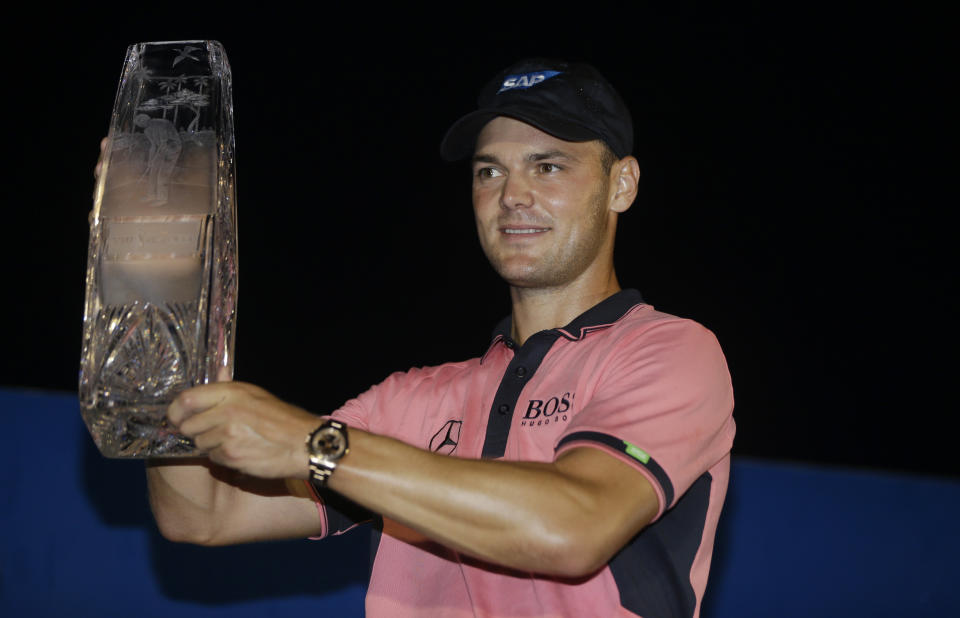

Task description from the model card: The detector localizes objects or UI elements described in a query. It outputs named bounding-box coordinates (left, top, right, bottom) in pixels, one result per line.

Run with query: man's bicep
left=553, top=446, right=660, bottom=563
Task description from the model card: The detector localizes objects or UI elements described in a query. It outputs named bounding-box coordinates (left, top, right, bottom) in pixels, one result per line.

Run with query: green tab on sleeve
left=623, top=440, right=650, bottom=464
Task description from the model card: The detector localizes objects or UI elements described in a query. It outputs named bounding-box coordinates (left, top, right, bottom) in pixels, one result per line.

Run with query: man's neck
left=508, top=273, right=622, bottom=346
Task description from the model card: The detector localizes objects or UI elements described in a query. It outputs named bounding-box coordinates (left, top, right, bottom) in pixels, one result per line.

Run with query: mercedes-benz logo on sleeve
left=429, top=420, right=462, bottom=455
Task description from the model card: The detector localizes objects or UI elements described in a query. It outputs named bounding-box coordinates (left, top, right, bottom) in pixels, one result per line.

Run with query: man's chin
left=495, top=266, right=562, bottom=290
left=485, top=252, right=567, bottom=289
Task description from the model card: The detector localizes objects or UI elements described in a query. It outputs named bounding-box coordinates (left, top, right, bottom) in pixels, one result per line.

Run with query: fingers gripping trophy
left=80, top=41, right=238, bottom=458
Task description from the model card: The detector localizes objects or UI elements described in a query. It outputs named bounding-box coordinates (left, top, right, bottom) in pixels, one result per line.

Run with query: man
left=148, top=59, right=735, bottom=618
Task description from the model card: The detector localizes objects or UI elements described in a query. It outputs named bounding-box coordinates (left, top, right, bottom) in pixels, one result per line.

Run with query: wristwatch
left=306, top=418, right=350, bottom=490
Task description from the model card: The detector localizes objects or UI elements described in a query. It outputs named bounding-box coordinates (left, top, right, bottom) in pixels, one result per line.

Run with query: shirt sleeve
left=554, top=317, right=735, bottom=520
left=330, top=382, right=379, bottom=431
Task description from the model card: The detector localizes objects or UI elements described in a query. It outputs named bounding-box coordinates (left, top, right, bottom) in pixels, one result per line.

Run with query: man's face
left=471, top=117, right=617, bottom=290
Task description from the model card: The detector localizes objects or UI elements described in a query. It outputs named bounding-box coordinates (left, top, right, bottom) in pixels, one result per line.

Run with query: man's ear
left=610, top=156, right=640, bottom=214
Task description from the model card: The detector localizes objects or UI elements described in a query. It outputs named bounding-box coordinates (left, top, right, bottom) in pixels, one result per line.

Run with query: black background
left=3, top=6, right=953, bottom=476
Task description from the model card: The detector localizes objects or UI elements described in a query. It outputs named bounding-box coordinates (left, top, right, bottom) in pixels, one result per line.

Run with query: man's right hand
left=168, top=381, right=321, bottom=481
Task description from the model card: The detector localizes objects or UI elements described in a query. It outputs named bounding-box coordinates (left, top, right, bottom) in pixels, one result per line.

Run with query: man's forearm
left=327, top=428, right=657, bottom=577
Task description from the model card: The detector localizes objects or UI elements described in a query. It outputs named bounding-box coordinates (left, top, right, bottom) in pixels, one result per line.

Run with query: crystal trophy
left=80, top=41, right=238, bottom=458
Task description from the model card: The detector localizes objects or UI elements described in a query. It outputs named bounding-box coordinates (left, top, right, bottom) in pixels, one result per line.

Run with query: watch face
left=311, top=427, right=346, bottom=459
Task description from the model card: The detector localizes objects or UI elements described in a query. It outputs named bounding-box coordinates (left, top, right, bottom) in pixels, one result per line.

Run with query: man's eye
left=477, top=167, right=502, bottom=179
left=538, top=163, right=561, bottom=173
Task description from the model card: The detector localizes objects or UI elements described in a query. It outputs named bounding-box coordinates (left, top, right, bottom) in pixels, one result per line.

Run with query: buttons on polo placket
left=481, top=330, right=562, bottom=458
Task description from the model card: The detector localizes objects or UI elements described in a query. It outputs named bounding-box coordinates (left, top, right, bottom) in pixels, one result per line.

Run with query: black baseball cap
left=440, top=58, right=633, bottom=161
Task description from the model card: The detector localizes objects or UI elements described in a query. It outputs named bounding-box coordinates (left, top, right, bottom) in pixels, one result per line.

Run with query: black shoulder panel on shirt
left=610, top=472, right=713, bottom=618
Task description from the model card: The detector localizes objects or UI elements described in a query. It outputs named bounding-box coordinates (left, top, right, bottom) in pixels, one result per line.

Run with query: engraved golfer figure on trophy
left=80, top=41, right=238, bottom=458
left=135, top=114, right=182, bottom=204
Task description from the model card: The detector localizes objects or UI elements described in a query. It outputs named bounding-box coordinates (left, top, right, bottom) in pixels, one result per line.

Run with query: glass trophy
left=80, top=41, right=238, bottom=458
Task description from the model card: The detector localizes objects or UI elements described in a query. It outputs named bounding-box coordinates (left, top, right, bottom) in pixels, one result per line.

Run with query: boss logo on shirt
left=520, top=392, right=574, bottom=427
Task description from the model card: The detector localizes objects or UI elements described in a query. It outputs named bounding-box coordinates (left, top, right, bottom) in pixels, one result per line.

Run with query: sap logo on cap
left=498, top=70, right=561, bottom=93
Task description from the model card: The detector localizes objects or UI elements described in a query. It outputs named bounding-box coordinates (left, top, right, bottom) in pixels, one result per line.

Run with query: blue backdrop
left=2, top=388, right=958, bottom=617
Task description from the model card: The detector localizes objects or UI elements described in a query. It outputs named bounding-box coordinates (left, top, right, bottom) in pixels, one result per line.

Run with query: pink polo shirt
left=314, top=290, right=735, bottom=618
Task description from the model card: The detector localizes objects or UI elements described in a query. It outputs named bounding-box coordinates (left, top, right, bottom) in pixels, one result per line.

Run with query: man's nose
left=500, top=173, right=533, bottom=210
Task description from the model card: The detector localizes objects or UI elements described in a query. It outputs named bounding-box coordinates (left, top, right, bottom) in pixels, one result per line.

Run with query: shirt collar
left=487, top=288, right=645, bottom=350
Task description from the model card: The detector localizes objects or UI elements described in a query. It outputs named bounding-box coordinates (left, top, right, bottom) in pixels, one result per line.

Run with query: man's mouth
left=502, top=227, right=550, bottom=235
